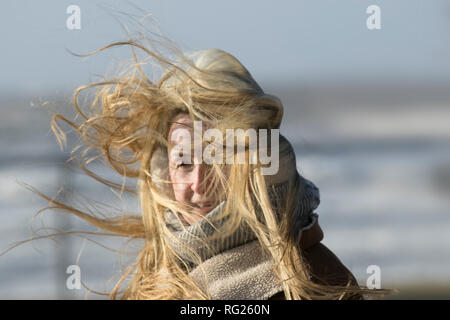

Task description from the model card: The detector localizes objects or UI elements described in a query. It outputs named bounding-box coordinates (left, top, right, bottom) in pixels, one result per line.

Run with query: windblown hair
left=36, top=33, right=387, bottom=300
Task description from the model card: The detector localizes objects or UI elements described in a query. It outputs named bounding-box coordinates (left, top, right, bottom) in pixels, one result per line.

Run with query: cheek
left=169, top=167, right=189, bottom=202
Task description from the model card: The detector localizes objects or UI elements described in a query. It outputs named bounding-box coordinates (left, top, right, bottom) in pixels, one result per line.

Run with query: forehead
left=168, top=114, right=193, bottom=144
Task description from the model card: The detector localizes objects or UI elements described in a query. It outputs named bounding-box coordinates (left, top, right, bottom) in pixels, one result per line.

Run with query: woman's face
left=167, top=113, right=219, bottom=225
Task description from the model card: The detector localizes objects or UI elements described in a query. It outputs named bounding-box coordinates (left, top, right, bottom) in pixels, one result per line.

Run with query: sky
left=2, top=0, right=450, bottom=95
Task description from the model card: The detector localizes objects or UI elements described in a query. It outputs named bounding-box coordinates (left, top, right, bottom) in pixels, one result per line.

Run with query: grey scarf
left=164, top=173, right=320, bottom=271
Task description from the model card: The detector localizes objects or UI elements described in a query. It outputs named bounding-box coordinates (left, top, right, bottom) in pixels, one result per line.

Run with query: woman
left=162, top=111, right=358, bottom=300
left=42, top=38, right=382, bottom=300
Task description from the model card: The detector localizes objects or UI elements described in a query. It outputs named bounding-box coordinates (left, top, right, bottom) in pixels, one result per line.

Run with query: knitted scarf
left=164, top=175, right=320, bottom=299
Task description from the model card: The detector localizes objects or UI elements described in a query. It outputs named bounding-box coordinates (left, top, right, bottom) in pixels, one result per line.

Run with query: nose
left=191, top=164, right=206, bottom=194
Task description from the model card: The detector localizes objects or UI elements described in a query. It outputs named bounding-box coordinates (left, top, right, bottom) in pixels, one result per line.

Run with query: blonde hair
left=29, top=33, right=389, bottom=300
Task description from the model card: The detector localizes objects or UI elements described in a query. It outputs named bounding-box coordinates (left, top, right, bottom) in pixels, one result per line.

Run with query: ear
left=263, top=135, right=296, bottom=185
left=253, top=95, right=284, bottom=129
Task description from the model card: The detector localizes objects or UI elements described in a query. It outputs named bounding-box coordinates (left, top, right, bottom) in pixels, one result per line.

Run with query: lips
left=193, top=203, right=212, bottom=208
left=191, top=202, right=214, bottom=214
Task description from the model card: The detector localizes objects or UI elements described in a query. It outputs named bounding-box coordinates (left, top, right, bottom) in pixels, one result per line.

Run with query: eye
left=176, top=161, right=193, bottom=170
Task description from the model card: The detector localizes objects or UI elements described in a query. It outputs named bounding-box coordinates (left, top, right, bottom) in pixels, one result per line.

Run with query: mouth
left=191, top=202, right=215, bottom=214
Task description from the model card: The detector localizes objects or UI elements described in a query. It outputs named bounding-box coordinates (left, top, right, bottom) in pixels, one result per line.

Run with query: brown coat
left=269, top=219, right=362, bottom=300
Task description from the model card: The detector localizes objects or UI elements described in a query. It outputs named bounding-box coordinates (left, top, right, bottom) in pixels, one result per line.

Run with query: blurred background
left=1, top=0, right=449, bottom=299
